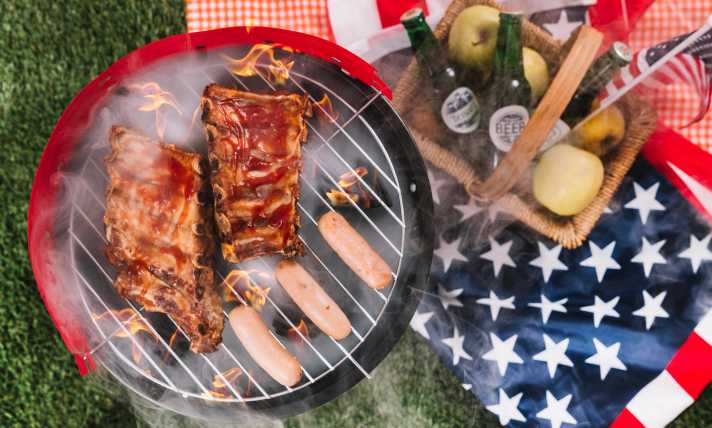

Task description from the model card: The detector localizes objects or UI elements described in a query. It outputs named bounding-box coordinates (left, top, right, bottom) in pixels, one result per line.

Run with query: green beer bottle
left=541, top=41, right=633, bottom=147
left=479, top=11, right=532, bottom=179
left=401, top=9, right=481, bottom=143
left=562, top=41, right=633, bottom=126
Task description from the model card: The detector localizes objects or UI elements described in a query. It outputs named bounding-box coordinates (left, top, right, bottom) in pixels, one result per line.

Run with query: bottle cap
left=500, top=10, right=524, bottom=18
left=401, top=8, right=425, bottom=27
left=611, top=41, right=634, bottom=65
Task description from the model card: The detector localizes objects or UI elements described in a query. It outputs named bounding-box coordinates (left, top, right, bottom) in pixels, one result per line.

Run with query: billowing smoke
left=38, top=42, right=427, bottom=425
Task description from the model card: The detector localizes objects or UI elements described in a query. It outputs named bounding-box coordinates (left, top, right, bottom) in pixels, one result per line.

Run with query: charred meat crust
left=103, top=125, right=223, bottom=353
left=201, top=84, right=309, bottom=264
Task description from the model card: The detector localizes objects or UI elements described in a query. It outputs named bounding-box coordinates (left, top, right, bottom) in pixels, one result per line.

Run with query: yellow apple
left=533, top=145, right=604, bottom=216
left=448, top=5, right=500, bottom=72
left=523, top=47, right=549, bottom=101
left=573, top=99, right=627, bottom=157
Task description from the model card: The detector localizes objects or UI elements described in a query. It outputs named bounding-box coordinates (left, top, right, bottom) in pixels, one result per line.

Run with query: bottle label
left=540, top=119, right=571, bottom=152
left=488, top=105, right=529, bottom=152
left=441, top=87, right=480, bottom=134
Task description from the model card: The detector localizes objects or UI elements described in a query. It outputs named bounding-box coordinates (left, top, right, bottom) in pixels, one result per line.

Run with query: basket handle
left=466, top=25, right=604, bottom=201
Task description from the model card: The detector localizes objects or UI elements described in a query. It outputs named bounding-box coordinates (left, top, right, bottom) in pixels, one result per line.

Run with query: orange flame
left=327, top=167, right=372, bottom=208
left=338, top=167, right=368, bottom=188
left=127, top=82, right=182, bottom=140
left=93, top=309, right=158, bottom=367
left=220, top=44, right=294, bottom=86
left=181, top=105, right=202, bottom=146
left=326, top=190, right=358, bottom=207
left=287, top=319, right=312, bottom=359
left=93, top=308, right=135, bottom=323
left=219, top=269, right=272, bottom=310
left=201, top=367, right=243, bottom=400
left=314, top=93, right=338, bottom=128
left=160, top=328, right=180, bottom=367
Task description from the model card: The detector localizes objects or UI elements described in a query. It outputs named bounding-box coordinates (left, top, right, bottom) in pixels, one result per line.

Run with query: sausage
left=318, top=211, right=392, bottom=290
left=274, top=259, right=351, bottom=340
left=228, top=305, right=301, bottom=387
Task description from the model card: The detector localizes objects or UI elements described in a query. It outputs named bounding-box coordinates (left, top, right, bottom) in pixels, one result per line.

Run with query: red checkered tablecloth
left=186, top=0, right=332, bottom=40
left=628, top=0, right=712, bottom=153
left=185, top=0, right=712, bottom=153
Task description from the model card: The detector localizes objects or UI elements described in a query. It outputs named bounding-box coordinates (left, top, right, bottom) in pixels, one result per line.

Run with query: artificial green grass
left=2, top=0, right=712, bottom=426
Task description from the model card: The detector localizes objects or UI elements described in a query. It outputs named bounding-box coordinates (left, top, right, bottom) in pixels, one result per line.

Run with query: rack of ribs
left=200, top=84, right=311, bottom=264
left=103, top=126, right=224, bottom=353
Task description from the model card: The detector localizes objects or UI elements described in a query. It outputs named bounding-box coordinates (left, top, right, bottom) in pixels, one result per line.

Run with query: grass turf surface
left=1, top=0, right=712, bottom=426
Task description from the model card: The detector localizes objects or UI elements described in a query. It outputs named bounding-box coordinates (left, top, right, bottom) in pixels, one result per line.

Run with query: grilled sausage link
left=318, top=212, right=392, bottom=290
left=228, top=305, right=301, bottom=387
left=274, top=259, right=351, bottom=340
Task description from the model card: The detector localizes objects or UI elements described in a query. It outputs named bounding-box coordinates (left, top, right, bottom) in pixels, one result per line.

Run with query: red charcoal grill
left=28, top=28, right=435, bottom=422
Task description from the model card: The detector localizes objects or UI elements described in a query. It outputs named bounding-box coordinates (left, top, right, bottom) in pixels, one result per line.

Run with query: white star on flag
left=529, top=295, right=568, bottom=324
left=585, top=338, right=627, bottom=380
left=427, top=169, right=447, bottom=205
left=678, top=233, right=712, bottom=274
left=433, top=236, right=468, bottom=273
left=581, top=295, right=620, bottom=328
left=529, top=242, right=568, bottom=282
left=486, top=389, right=526, bottom=425
left=437, top=284, right=464, bottom=310
left=409, top=311, right=434, bottom=339
left=462, top=383, right=472, bottom=391
left=624, top=182, right=666, bottom=224
left=543, top=10, right=583, bottom=40
left=486, top=202, right=508, bottom=223
left=536, top=391, right=577, bottom=428
left=482, top=332, right=523, bottom=376
left=477, top=291, right=515, bottom=321
left=631, top=237, right=667, bottom=277
left=632, top=290, right=669, bottom=330
left=480, top=236, right=516, bottom=277
left=603, top=205, right=613, bottom=214
left=580, top=241, right=621, bottom=283
left=533, top=334, right=574, bottom=378
left=441, top=327, right=473, bottom=365
left=453, top=198, right=483, bottom=222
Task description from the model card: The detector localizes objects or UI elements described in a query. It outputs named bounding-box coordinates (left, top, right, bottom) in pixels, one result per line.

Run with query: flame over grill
left=127, top=82, right=182, bottom=140
left=327, top=167, right=370, bottom=208
left=93, top=309, right=158, bottom=370
left=287, top=319, right=312, bottom=360
left=314, top=93, right=339, bottom=128
left=201, top=367, right=243, bottom=400
left=220, top=44, right=294, bottom=86
left=219, top=269, right=272, bottom=311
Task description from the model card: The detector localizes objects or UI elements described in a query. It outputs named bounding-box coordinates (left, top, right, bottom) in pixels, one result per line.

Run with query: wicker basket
left=391, top=0, right=658, bottom=249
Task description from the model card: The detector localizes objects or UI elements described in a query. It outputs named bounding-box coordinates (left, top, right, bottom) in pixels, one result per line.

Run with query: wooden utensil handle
left=467, top=25, right=604, bottom=201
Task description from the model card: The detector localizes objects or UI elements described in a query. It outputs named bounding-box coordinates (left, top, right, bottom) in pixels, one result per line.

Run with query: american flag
left=599, top=29, right=712, bottom=126
left=412, top=129, right=712, bottom=427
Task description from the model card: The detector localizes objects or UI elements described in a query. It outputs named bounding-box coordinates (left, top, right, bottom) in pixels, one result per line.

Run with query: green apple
left=448, top=5, right=500, bottom=72
left=523, top=47, right=549, bottom=100
left=449, top=6, right=549, bottom=99
left=533, top=145, right=604, bottom=216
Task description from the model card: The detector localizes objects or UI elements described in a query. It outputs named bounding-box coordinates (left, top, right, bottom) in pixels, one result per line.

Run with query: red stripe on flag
left=666, top=332, right=712, bottom=399
left=641, top=125, right=712, bottom=223
left=375, top=0, right=428, bottom=29
left=610, top=408, right=646, bottom=428
left=628, top=53, right=642, bottom=79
